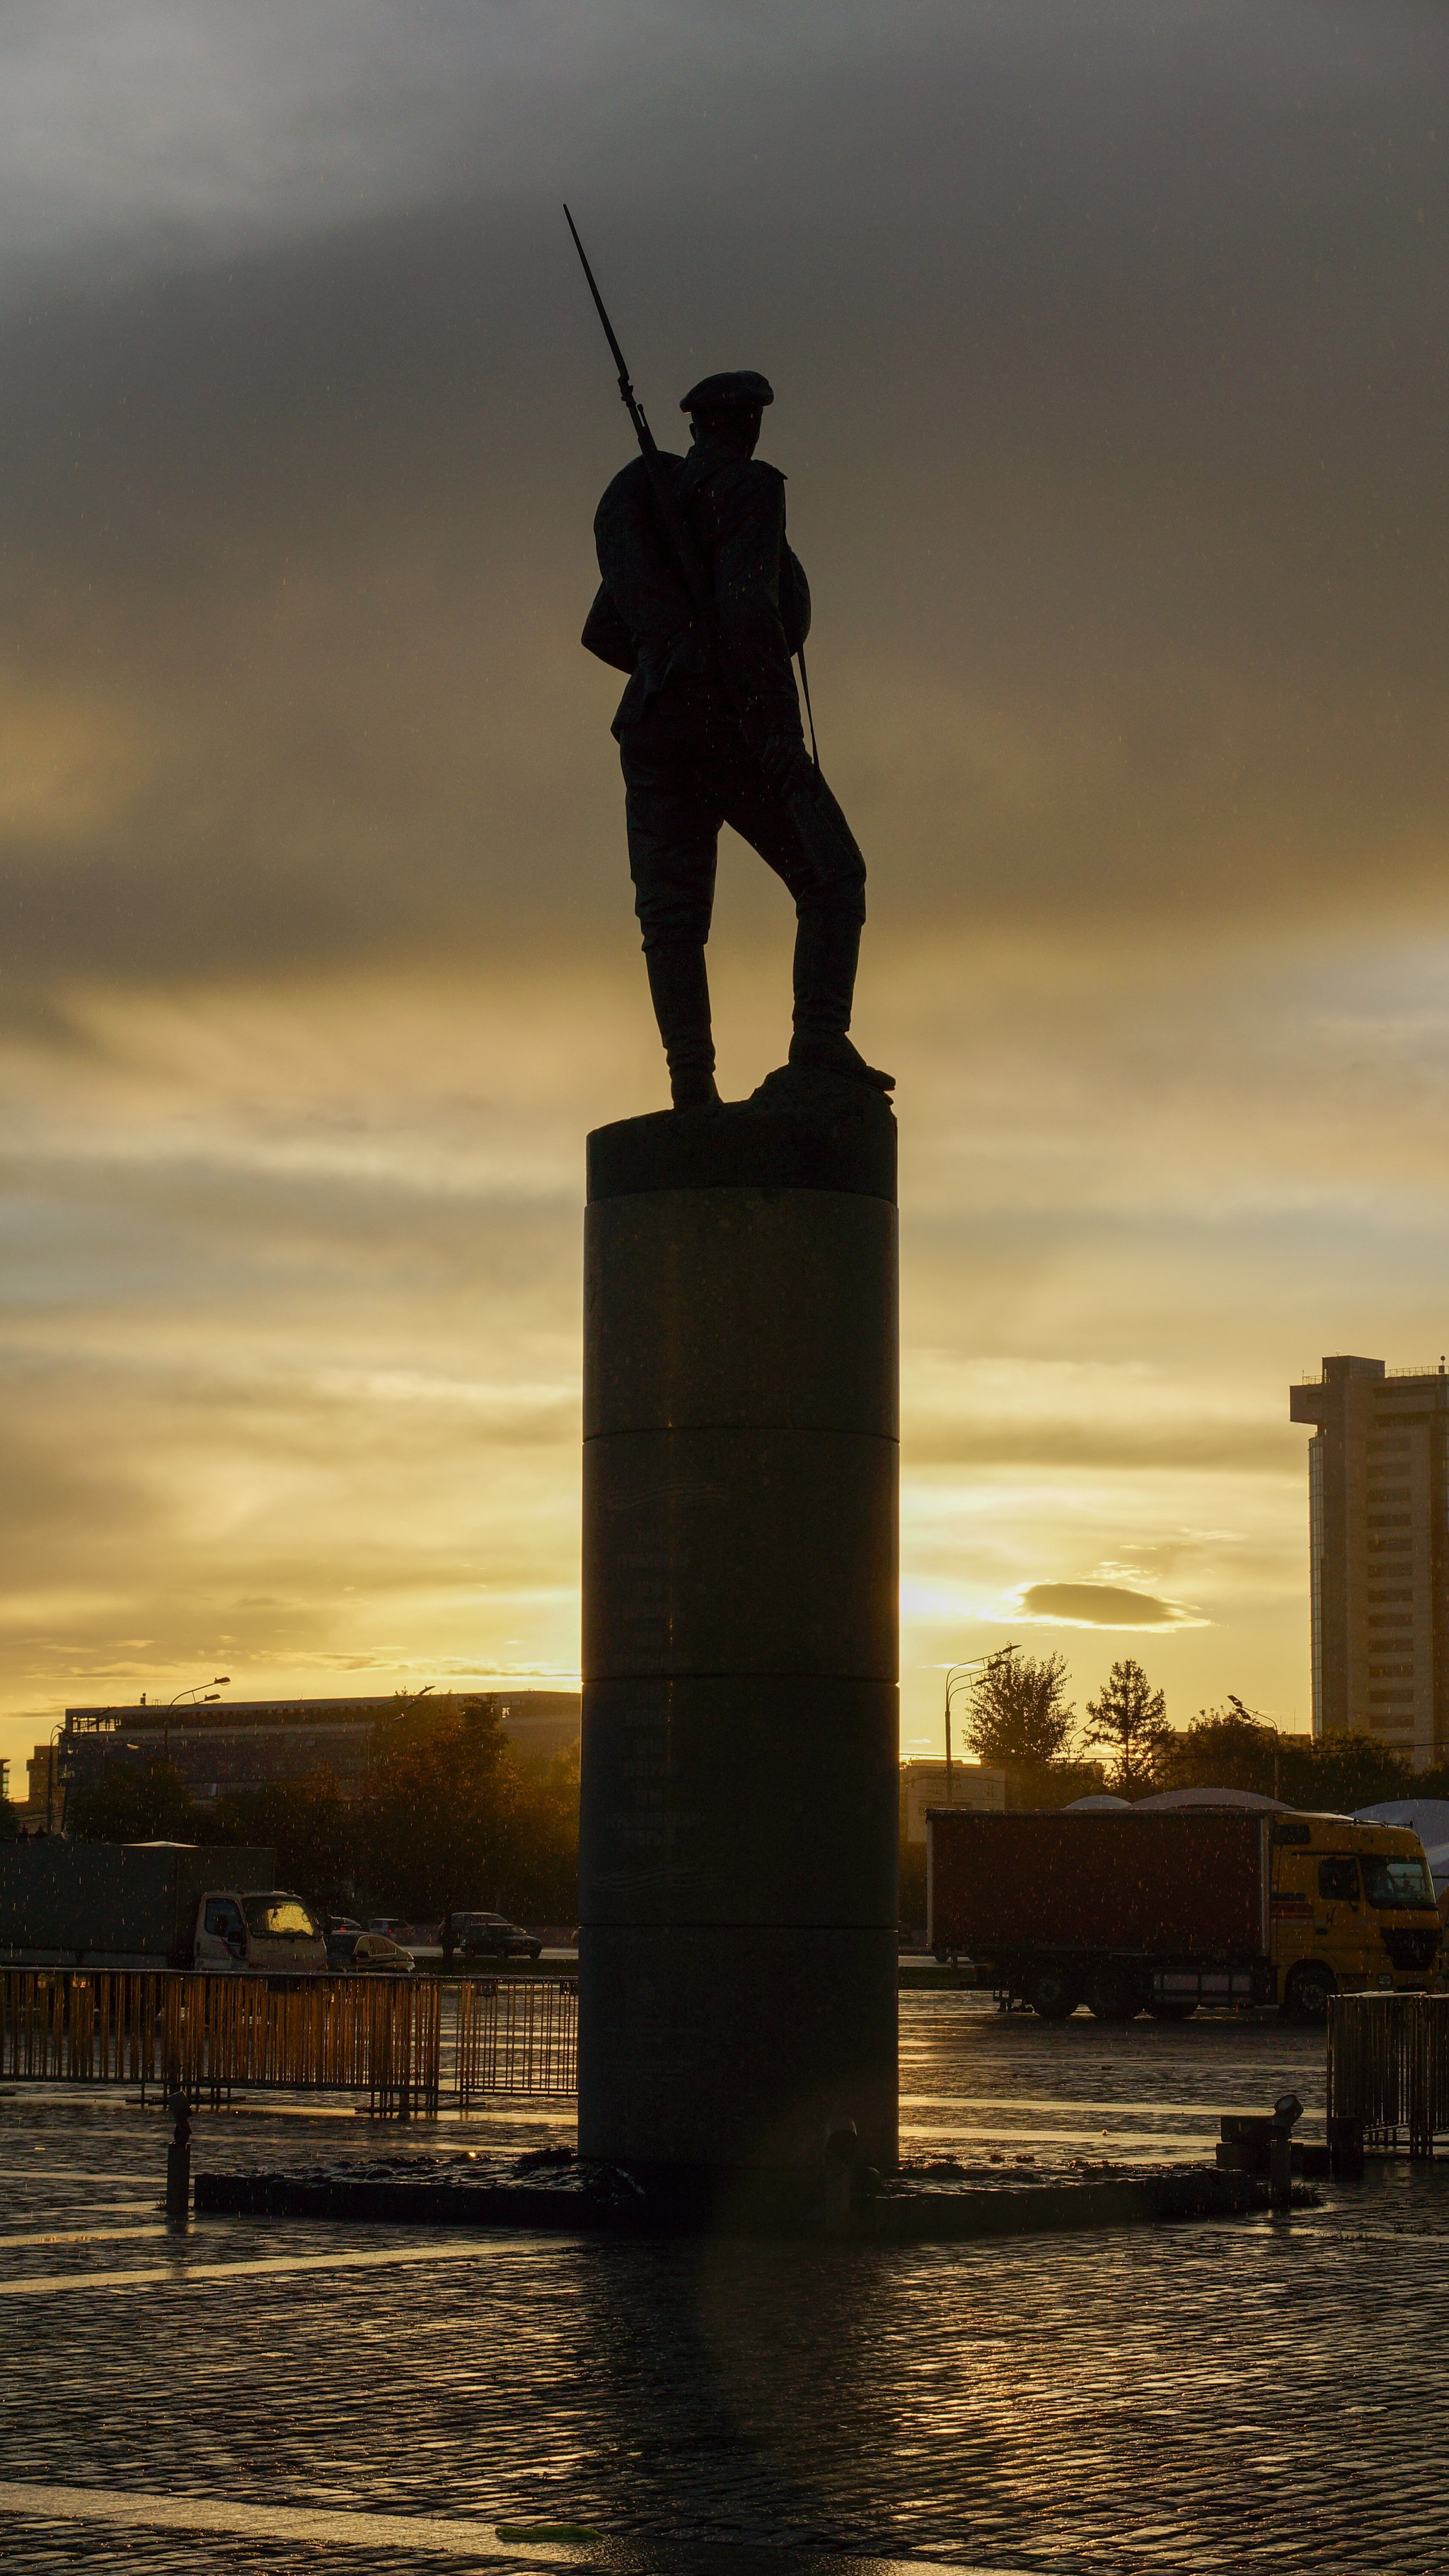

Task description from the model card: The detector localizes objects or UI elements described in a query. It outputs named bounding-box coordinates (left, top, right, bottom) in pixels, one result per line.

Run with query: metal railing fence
left=1327, top=1991, right=1449, bottom=2156
left=0, top=1970, right=439, bottom=2115
left=0, top=1969, right=578, bottom=2110
left=166, top=1972, right=442, bottom=2115
left=456, top=1975, right=577, bottom=2103
left=1, top=1970, right=163, bottom=2089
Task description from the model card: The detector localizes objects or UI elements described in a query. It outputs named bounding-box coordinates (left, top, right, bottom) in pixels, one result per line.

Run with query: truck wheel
left=1283, top=1960, right=1337, bottom=2024
left=1085, top=1964, right=1141, bottom=2023
left=1028, top=1965, right=1080, bottom=2021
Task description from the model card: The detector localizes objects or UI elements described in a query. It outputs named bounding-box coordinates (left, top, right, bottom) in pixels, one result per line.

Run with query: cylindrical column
left=579, top=1092, right=899, bottom=2172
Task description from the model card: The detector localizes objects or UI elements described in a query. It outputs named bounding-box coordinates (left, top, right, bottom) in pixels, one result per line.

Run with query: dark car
left=458, top=1911, right=543, bottom=1962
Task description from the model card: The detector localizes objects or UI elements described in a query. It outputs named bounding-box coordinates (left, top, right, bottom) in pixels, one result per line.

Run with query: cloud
left=902, top=1418, right=1297, bottom=1474
left=3, top=1, right=1445, bottom=1771
left=0, top=4, right=1446, bottom=1017
left=1015, top=1583, right=1207, bottom=1631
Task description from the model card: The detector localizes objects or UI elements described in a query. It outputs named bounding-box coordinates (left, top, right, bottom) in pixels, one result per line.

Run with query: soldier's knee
left=798, top=885, right=865, bottom=931
left=821, top=843, right=867, bottom=920
left=633, top=883, right=715, bottom=948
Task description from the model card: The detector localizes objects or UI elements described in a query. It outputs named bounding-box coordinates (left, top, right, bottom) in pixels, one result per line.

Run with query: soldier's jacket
left=584, top=440, right=809, bottom=747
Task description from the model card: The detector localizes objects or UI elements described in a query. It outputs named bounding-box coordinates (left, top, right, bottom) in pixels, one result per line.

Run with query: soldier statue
left=582, top=369, right=893, bottom=1110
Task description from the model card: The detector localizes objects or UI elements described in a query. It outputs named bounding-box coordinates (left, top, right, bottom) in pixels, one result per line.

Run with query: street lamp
left=942, top=1650, right=1015, bottom=1805
left=163, top=1677, right=230, bottom=1760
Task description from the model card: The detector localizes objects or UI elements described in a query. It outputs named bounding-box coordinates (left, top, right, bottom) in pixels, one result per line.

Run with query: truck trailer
left=927, top=1807, right=1442, bottom=2021
left=0, top=1839, right=328, bottom=1974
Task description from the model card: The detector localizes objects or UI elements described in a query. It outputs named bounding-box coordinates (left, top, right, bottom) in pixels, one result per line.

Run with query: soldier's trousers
left=619, top=721, right=865, bottom=950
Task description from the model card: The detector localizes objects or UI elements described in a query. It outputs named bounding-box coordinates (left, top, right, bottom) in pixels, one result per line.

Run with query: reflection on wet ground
left=2, top=1992, right=1445, bottom=2572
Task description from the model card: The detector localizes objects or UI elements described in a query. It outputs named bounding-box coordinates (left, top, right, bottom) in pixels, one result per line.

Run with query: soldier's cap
left=679, top=369, right=774, bottom=414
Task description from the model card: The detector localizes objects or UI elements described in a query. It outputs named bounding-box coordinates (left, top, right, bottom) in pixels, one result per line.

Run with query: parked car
left=458, top=1911, right=543, bottom=1962
left=327, top=1929, right=415, bottom=1974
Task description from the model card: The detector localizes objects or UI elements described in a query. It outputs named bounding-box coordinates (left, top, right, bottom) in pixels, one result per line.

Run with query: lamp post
left=163, top=1677, right=229, bottom=1761
left=942, top=1651, right=1014, bottom=1806
left=942, top=1664, right=979, bottom=1807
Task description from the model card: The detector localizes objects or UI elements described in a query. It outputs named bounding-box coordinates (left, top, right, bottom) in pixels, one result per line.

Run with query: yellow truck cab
left=1271, top=1816, right=1440, bottom=2019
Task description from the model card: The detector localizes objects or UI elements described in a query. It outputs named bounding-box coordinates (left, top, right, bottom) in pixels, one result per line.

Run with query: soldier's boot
left=789, top=909, right=894, bottom=1092
left=645, top=943, right=721, bottom=1110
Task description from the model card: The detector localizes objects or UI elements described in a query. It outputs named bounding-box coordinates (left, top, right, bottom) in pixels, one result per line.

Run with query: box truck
left=0, top=1840, right=325, bottom=1976
left=927, top=1807, right=1441, bottom=2021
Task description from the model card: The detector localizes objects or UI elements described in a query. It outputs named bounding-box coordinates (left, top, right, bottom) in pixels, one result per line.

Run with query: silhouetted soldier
left=584, top=371, right=892, bottom=1110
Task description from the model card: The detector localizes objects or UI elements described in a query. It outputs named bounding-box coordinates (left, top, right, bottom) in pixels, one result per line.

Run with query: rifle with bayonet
left=564, top=205, right=827, bottom=775
left=564, top=206, right=720, bottom=665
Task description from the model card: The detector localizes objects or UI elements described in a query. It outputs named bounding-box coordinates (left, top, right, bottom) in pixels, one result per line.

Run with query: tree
left=962, top=1646, right=1075, bottom=1767
left=203, top=1771, right=356, bottom=1910
left=1084, top=1660, right=1170, bottom=1793
left=1158, top=1706, right=1416, bottom=1814
left=496, top=1740, right=580, bottom=1924
left=1160, top=1698, right=1279, bottom=1797
left=1280, top=1729, right=1411, bottom=1815
left=68, top=1755, right=197, bottom=1844
left=360, top=1692, right=515, bottom=1919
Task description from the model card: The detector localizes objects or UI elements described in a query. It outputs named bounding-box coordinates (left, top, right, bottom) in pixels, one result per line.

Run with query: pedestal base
left=580, top=1088, right=899, bottom=2175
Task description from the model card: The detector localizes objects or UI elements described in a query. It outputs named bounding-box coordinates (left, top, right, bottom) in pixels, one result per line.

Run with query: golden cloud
left=1015, top=1583, right=1208, bottom=1631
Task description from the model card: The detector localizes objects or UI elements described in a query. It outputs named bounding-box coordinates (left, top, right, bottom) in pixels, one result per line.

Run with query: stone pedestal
left=579, top=1083, right=899, bottom=2173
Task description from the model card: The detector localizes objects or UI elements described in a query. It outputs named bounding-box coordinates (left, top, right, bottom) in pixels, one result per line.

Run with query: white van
left=194, top=1888, right=327, bottom=1976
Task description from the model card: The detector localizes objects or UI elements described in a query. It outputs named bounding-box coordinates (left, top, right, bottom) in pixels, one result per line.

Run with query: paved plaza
left=1, top=1992, right=1445, bottom=2573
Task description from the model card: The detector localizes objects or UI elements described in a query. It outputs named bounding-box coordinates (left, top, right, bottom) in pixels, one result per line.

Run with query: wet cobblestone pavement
left=2, top=1992, right=1446, bottom=2572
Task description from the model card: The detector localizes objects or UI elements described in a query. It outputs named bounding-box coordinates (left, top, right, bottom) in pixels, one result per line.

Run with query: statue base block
left=579, top=1088, right=899, bottom=2171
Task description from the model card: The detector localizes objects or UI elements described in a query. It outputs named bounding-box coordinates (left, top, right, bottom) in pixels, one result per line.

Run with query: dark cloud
left=1018, top=1582, right=1202, bottom=1628
left=0, top=1, right=1444, bottom=1020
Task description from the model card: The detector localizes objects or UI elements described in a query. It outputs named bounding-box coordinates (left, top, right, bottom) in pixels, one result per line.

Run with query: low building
left=21, top=1747, right=64, bottom=1836
left=899, top=1757, right=1005, bottom=1844
left=28, top=1689, right=581, bottom=1827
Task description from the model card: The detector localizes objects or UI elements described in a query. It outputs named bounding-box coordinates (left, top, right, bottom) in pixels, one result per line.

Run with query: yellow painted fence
left=0, top=1970, right=575, bottom=2111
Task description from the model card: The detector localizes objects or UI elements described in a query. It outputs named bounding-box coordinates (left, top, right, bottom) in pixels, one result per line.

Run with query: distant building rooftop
left=29, top=1689, right=580, bottom=1826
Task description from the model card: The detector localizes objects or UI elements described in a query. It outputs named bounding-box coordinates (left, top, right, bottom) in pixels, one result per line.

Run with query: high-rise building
left=1289, top=1354, right=1449, bottom=1765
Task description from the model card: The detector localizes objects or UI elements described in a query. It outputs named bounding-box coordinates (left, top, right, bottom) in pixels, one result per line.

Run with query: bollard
left=1269, top=2090, right=1300, bottom=2211
left=166, top=2088, right=192, bottom=2220
left=1327, top=2115, right=1365, bottom=2180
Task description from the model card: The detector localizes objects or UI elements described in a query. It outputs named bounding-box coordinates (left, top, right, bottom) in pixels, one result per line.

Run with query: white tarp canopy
left=1133, top=1786, right=1290, bottom=1812
left=1063, top=1787, right=1290, bottom=1813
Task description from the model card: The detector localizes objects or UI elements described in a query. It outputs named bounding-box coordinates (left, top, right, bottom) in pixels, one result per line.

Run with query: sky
left=3, top=0, right=1448, bottom=1784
